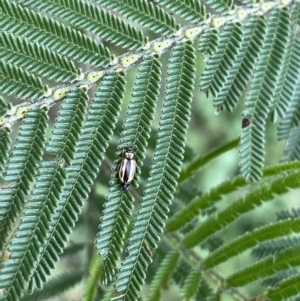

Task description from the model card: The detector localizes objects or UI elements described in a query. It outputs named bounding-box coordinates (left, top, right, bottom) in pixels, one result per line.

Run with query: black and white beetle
left=118, top=147, right=137, bottom=191
left=118, top=128, right=144, bottom=190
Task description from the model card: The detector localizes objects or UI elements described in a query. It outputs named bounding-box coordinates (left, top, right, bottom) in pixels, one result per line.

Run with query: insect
left=241, top=117, right=253, bottom=128
left=118, top=147, right=137, bottom=191
left=118, top=129, right=144, bottom=191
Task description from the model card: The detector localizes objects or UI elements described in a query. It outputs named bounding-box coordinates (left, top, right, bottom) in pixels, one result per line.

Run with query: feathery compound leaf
left=95, top=57, right=161, bottom=283
left=114, top=42, right=196, bottom=300
left=281, top=127, right=300, bottom=161
left=171, top=256, right=192, bottom=287
left=94, top=0, right=178, bottom=35
left=0, top=0, right=113, bottom=66
left=0, top=109, right=48, bottom=251
left=198, top=29, right=219, bottom=57
left=0, top=32, right=80, bottom=82
left=207, top=23, right=244, bottom=99
left=277, top=39, right=300, bottom=139
left=15, top=0, right=146, bottom=50
left=268, top=27, right=293, bottom=113
left=0, top=96, right=8, bottom=117
left=273, top=5, right=300, bottom=118
left=214, top=16, right=267, bottom=111
left=196, top=279, right=214, bottom=301
left=0, top=61, right=47, bottom=99
left=151, top=0, right=206, bottom=23
left=203, top=216, right=300, bottom=269
left=227, top=245, right=300, bottom=287
left=21, top=271, right=83, bottom=301
left=145, top=251, right=180, bottom=301
left=240, top=8, right=291, bottom=181
left=96, top=190, right=133, bottom=284
left=0, top=128, right=10, bottom=178
left=296, top=1, right=300, bottom=23
left=118, top=55, right=161, bottom=187
left=205, top=0, right=234, bottom=12
left=0, top=162, right=66, bottom=301
left=262, top=269, right=298, bottom=288
left=263, top=160, right=300, bottom=176
left=252, top=237, right=300, bottom=260
left=199, top=23, right=243, bottom=97
left=167, top=176, right=246, bottom=232
left=268, top=274, right=300, bottom=301
left=277, top=207, right=300, bottom=221
left=278, top=91, right=300, bottom=144
left=83, top=253, right=103, bottom=301
left=0, top=1, right=298, bottom=299
left=46, top=88, right=89, bottom=165
left=167, top=161, right=300, bottom=232
left=178, top=138, right=239, bottom=183
left=182, top=171, right=300, bottom=249
left=239, top=0, right=254, bottom=4
left=29, top=73, right=125, bottom=291
left=181, top=270, right=202, bottom=301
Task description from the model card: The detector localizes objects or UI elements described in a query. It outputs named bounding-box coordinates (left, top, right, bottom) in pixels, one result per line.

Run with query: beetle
left=118, top=147, right=137, bottom=191
left=118, top=127, right=144, bottom=191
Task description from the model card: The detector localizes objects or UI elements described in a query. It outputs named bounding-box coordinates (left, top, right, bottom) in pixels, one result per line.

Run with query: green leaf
left=21, top=271, right=83, bottom=301
left=29, top=73, right=125, bottom=290
left=0, top=162, right=66, bottom=301
left=0, top=32, right=80, bottom=82
left=196, top=279, right=214, bottom=301
left=14, top=0, right=147, bottom=50
left=262, top=269, right=298, bottom=288
left=252, top=236, right=300, bottom=260
left=152, top=0, right=206, bottom=23
left=205, top=0, right=234, bottom=12
left=167, top=161, right=300, bottom=232
left=227, top=245, right=300, bottom=287
left=200, top=23, right=243, bottom=97
left=46, top=88, right=89, bottom=165
left=83, top=252, right=103, bottom=301
left=182, top=171, right=300, bottom=249
left=0, top=61, right=47, bottom=99
left=114, top=41, right=196, bottom=300
left=277, top=32, right=300, bottom=140
left=94, top=0, right=178, bottom=35
left=0, top=127, right=10, bottom=178
left=0, top=96, right=8, bottom=117
left=214, top=16, right=267, bottom=112
left=240, top=8, right=291, bottom=181
left=178, top=137, right=239, bottom=183
left=268, top=274, right=300, bottom=301
left=0, top=109, right=48, bottom=251
left=281, top=126, right=300, bottom=161
left=0, top=0, right=113, bottom=66
left=145, top=251, right=180, bottom=301
left=198, top=29, right=219, bottom=57
left=273, top=5, right=300, bottom=119
left=95, top=57, right=161, bottom=283
left=181, top=270, right=202, bottom=301
left=203, top=217, right=300, bottom=269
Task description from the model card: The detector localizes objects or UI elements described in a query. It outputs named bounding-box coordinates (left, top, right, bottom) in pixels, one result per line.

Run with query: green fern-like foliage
left=95, top=56, right=161, bottom=282
left=1, top=0, right=300, bottom=301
